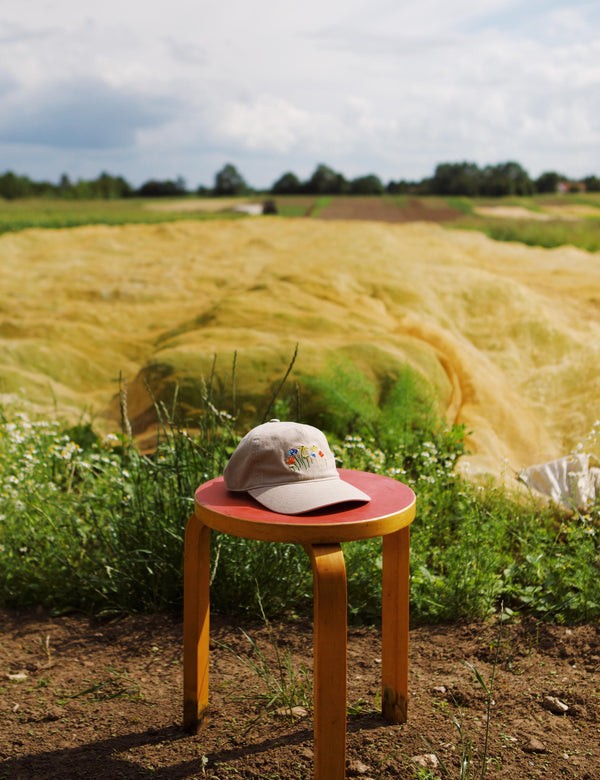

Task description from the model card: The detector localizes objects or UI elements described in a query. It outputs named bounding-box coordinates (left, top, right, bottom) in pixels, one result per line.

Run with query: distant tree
left=480, top=161, right=533, bottom=197
left=271, top=171, right=302, bottom=195
left=583, top=175, right=600, bottom=192
left=137, top=177, right=187, bottom=197
left=333, top=172, right=350, bottom=194
left=214, top=163, right=247, bottom=196
left=431, top=162, right=481, bottom=196
left=31, top=179, right=57, bottom=197
left=386, top=180, right=410, bottom=194
left=0, top=171, right=34, bottom=199
left=350, top=174, right=384, bottom=195
left=535, top=171, right=563, bottom=194
left=415, top=177, right=433, bottom=195
left=88, top=172, right=133, bottom=199
left=305, top=164, right=348, bottom=195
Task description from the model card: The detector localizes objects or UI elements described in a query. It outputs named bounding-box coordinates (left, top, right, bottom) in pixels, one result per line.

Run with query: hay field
left=1, top=217, right=599, bottom=476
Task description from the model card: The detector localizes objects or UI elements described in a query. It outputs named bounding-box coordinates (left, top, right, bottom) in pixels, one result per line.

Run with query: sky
left=1, top=0, right=599, bottom=190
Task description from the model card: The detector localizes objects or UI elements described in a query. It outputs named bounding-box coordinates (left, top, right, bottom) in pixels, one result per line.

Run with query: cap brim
left=248, top=474, right=370, bottom=515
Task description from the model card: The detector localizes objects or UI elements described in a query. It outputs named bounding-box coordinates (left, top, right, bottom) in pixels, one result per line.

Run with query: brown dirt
left=316, top=197, right=461, bottom=223
left=1, top=610, right=598, bottom=779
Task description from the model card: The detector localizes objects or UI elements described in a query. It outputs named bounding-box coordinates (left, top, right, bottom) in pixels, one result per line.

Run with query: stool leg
left=305, top=543, right=347, bottom=780
left=381, top=526, right=410, bottom=723
left=183, top=513, right=211, bottom=732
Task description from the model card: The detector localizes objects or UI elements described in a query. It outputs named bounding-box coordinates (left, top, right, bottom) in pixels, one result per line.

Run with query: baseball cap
left=223, top=419, right=371, bottom=515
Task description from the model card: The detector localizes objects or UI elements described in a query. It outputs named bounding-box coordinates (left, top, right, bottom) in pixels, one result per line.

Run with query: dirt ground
left=315, top=197, right=461, bottom=223
left=1, top=609, right=598, bottom=779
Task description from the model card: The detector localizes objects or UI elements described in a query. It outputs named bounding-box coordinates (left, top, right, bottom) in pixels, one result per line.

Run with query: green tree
left=583, top=175, right=600, bottom=192
left=94, top=172, right=133, bottom=198
left=481, top=161, right=533, bottom=197
left=271, top=171, right=302, bottom=195
left=386, top=179, right=411, bottom=194
left=535, top=171, right=563, bottom=194
left=214, top=163, right=247, bottom=196
left=305, top=163, right=348, bottom=195
left=137, top=177, right=187, bottom=197
left=431, top=162, right=481, bottom=196
left=0, top=171, right=35, bottom=199
left=350, top=174, right=384, bottom=195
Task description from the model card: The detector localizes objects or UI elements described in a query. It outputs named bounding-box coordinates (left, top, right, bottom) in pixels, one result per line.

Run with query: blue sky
left=1, top=0, right=598, bottom=189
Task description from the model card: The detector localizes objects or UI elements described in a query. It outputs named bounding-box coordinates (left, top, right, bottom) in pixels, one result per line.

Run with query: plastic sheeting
left=521, top=453, right=600, bottom=510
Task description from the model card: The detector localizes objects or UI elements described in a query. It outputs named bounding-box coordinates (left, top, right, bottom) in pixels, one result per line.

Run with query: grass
left=2, top=193, right=600, bottom=252
left=1, top=359, right=599, bottom=625
left=454, top=213, right=600, bottom=252
left=216, top=591, right=312, bottom=726
left=0, top=197, right=245, bottom=234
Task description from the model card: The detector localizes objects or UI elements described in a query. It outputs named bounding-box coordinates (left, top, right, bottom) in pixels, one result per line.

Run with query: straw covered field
left=1, top=215, right=600, bottom=476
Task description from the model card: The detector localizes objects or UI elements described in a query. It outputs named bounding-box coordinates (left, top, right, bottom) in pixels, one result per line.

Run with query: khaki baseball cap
left=223, top=419, right=371, bottom=515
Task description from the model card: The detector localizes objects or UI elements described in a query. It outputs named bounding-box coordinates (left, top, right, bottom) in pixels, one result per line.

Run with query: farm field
left=1, top=201, right=600, bottom=779
left=1, top=210, right=599, bottom=476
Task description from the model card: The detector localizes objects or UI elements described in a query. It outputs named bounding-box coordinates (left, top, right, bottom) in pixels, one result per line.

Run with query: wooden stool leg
left=381, top=526, right=410, bottom=723
left=183, top=513, right=211, bottom=732
left=305, top=543, right=347, bottom=780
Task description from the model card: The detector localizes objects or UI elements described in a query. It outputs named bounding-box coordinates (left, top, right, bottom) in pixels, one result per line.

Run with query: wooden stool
left=183, top=469, right=416, bottom=780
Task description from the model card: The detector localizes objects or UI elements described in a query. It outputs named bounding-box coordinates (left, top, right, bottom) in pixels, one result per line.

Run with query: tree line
left=1, top=161, right=598, bottom=201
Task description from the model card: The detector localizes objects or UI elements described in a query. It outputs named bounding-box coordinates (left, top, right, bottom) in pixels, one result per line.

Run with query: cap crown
left=224, top=420, right=338, bottom=492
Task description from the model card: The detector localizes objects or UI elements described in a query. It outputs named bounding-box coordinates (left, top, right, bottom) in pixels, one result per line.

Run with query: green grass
left=446, top=193, right=600, bottom=251
left=271, top=196, right=315, bottom=217
left=451, top=211, right=600, bottom=252
left=1, top=361, right=598, bottom=625
left=0, top=197, right=244, bottom=234
left=309, top=196, right=332, bottom=217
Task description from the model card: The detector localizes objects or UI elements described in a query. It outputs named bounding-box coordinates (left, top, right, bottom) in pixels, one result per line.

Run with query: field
left=2, top=199, right=600, bottom=475
left=1, top=197, right=600, bottom=778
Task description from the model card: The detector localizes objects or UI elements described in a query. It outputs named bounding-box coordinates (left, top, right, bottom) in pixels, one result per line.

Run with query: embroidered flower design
left=286, top=445, right=326, bottom=471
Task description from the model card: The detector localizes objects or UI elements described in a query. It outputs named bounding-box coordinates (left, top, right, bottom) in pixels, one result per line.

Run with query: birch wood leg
left=183, top=514, right=211, bottom=732
left=305, top=543, right=348, bottom=780
left=381, top=525, right=410, bottom=723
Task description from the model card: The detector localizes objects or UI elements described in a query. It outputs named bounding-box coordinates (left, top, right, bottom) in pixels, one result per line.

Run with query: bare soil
left=316, top=197, right=461, bottom=223
left=1, top=609, right=599, bottom=779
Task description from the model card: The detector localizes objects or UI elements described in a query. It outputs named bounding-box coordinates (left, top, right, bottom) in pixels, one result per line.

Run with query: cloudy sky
left=1, top=0, right=599, bottom=190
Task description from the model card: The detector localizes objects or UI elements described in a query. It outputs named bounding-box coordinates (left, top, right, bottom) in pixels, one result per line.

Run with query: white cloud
left=216, top=96, right=315, bottom=153
left=0, top=0, right=598, bottom=185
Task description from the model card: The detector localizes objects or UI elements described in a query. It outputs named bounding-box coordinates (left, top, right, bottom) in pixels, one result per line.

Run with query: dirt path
left=1, top=610, right=598, bottom=778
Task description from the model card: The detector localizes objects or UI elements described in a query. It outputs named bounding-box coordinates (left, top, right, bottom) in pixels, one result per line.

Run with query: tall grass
left=0, top=365, right=598, bottom=623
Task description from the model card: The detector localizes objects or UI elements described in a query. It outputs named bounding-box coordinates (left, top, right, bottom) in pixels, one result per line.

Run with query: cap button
left=268, top=418, right=280, bottom=423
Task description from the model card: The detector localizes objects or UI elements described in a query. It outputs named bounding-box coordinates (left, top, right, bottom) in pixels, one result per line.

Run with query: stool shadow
left=0, top=715, right=391, bottom=779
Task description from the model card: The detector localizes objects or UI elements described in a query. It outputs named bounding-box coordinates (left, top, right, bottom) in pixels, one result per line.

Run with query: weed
left=61, top=668, right=145, bottom=703
left=421, top=613, right=504, bottom=780
left=216, top=589, right=312, bottom=726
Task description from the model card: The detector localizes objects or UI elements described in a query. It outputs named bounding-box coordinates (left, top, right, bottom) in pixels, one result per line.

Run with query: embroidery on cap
left=286, top=445, right=326, bottom=472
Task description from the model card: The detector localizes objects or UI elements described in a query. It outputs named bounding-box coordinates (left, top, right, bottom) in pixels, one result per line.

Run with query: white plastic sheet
left=521, top=453, right=600, bottom=510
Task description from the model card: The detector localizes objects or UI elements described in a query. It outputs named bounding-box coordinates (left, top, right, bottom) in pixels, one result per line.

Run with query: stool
left=183, top=468, right=416, bottom=780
